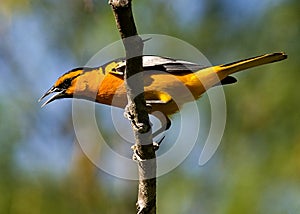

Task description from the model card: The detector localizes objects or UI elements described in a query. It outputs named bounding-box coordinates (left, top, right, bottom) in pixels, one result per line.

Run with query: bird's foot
left=124, top=103, right=149, bottom=132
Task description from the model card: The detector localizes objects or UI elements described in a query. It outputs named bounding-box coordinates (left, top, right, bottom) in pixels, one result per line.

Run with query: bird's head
left=39, top=67, right=101, bottom=107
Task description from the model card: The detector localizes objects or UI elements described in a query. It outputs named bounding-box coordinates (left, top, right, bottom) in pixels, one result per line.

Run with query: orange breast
left=96, top=73, right=127, bottom=107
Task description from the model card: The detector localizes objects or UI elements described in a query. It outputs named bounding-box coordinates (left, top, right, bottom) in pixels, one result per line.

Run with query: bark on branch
left=109, top=1, right=156, bottom=213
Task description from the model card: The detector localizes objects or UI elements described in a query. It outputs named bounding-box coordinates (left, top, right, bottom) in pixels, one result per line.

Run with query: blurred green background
left=1, top=0, right=299, bottom=213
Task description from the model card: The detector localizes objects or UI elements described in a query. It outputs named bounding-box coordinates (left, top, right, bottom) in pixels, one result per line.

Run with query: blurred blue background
left=1, top=0, right=299, bottom=213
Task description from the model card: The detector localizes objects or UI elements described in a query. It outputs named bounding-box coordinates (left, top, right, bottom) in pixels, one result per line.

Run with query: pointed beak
left=38, top=86, right=66, bottom=107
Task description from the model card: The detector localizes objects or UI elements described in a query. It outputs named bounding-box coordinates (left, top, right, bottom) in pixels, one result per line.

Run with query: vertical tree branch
left=109, top=1, right=156, bottom=213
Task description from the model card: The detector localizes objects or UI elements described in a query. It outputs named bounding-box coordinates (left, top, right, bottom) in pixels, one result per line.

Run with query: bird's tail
left=216, top=52, right=287, bottom=76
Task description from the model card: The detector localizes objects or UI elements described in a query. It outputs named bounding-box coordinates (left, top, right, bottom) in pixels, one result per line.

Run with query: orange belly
left=95, top=71, right=205, bottom=116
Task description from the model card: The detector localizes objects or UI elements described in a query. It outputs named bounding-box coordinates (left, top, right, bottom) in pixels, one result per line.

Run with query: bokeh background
left=1, top=0, right=299, bottom=213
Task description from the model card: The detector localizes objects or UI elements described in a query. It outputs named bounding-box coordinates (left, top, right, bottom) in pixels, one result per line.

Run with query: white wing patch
left=109, top=56, right=206, bottom=75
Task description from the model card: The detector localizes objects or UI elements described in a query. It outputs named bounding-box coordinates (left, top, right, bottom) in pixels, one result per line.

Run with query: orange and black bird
left=39, top=52, right=287, bottom=131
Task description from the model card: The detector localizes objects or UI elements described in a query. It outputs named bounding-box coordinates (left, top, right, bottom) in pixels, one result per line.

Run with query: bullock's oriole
left=39, top=52, right=287, bottom=130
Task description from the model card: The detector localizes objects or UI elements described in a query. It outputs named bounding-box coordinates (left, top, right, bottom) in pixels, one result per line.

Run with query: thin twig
left=109, top=1, right=156, bottom=213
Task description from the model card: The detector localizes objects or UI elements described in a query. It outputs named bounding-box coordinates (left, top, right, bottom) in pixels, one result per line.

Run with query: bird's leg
left=149, top=112, right=170, bottom=151
left=151, top=111, right=171, bottom=138
left=125, top=102, right=166, bottom=154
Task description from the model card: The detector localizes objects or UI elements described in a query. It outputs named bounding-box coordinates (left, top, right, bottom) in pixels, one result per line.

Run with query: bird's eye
left=61, top=78, right=72, bottom=88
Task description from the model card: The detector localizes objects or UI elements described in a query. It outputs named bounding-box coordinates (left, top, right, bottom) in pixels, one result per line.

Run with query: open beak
left=38, top=86, right=66, bottom=107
